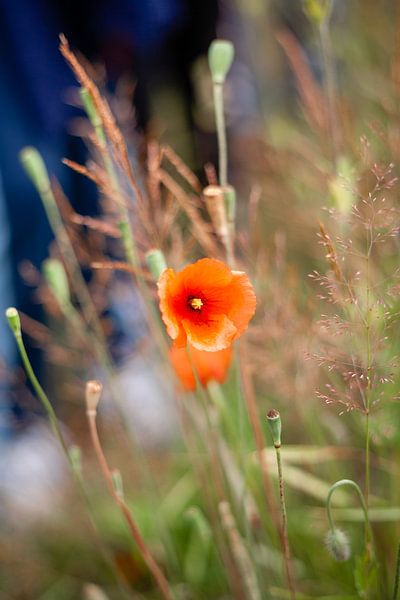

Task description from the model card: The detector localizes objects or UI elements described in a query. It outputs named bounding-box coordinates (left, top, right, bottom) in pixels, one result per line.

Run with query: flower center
left=188, top=297, right=203, bottom=311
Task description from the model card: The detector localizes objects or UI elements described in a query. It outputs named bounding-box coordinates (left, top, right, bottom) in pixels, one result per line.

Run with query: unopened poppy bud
left=208, top=40, right=234, bottom=85
left=267, top=409, right=282, bottom=448
left=146, top=248, right=167, bottom=281
left=19, top=147, right=51, bottom=195
left=325, top=528, right=351, bottom=562
left=203, top=185, right=229, bottom=243
left=85, top=380, right=102, bottom=416
left=43, top=258, right=71, bottom=308
left=5, top=307, right=21, bottom=338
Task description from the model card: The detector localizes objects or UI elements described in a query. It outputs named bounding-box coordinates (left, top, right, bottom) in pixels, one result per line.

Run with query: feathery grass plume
left=312, top=163, right=399, bottom=572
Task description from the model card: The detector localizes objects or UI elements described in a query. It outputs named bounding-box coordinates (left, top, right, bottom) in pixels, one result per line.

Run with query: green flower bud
left=146, top=248, right=167, bottom=281
left=266, top=409, right=282, bottom=448
left=19, top=147, right=51, bottom=195
left=5, top=307, right=21, bottom=338
left=303, top=0, right=333, bottom=25
left=208, top=39, right=234, bottom=85
left=325, top=528, right=351, bottom=562
left=42, top=258, right=71, bottom=308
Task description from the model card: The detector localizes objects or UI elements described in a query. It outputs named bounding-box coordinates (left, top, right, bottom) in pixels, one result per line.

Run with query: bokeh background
left=1, top=1, right=399, bottom=599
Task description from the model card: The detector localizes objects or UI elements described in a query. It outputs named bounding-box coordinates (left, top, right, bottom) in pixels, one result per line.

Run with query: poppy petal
left=182, top=314, right=237, bottom=351
left=225, top=270, right=257, bottom=337
left=169, top=344, right=233, bottom=391
left=177, top=258, right=233, bottom=292
left=157, top=268, right=186, bottom=345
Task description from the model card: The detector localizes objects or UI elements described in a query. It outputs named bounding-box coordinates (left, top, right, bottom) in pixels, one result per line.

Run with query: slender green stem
left=11, top=330, right=134, bottom=599
left=326, top=479, right=373, bottom=554
left=15, top=333, right=68, bottom=454
left=213, top=83, right=228, bottom=186
left=275, top=445, right=296, bottom=600
left=364, top=226, right=373, bottom=546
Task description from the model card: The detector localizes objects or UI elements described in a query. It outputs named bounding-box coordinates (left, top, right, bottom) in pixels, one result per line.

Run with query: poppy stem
left=213, top=82, right=228, bottom=186
left=267, top=410, right=296, bottom=600
left=208, top=40, right=234, bottom=186
left=5, top=309, right=135, bottom=599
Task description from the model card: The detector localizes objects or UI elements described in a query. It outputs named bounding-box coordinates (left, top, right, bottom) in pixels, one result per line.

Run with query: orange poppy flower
left=169, top=344, right=232, bottom=391
left=157, top=258, right=256, bottom=351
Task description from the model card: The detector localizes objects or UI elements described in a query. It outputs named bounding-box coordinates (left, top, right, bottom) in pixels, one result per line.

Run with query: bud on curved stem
left=326, top=478, right=373, bottom=559
left=325, top=528, right=351, bottom=562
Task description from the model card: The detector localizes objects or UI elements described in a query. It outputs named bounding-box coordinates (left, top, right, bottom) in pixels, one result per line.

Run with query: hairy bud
left=325, top=528, right=351, bottom=562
